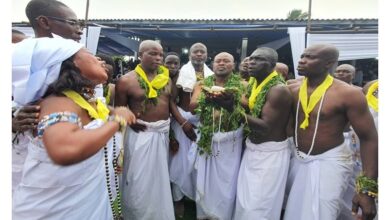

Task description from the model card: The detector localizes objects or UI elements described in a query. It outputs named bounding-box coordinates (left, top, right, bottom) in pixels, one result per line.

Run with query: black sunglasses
left=42, top=16, right=85, bottom=28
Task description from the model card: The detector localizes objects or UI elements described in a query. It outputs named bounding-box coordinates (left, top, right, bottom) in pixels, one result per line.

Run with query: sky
left=12, top=0, right=378, bottom=22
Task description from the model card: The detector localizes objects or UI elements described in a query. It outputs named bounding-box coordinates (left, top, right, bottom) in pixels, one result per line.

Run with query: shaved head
left=309, top=44, right=339, bottom=63
left=251, top=47, right=278, bottom=68
left=275, top=62, right=289, bottom=80
left=214, top=52, right=234, bottom=62
left=336, top=64, right=355, bottom=73
left=190, top=42, right=207, bottom=54
left=213, top=52, right=235, bottom=76
left=335, top=64, right=356, bottom=84
left=139, top=40, right=163, bottom=53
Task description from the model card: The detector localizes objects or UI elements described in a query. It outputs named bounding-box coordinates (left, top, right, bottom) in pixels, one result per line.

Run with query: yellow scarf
left=63, top=90, right=110, bottom=121
left=366, top=80, right=378, bottom=112
left=248, top=71, right=279, bottom=110
left=298, top=74, right=333, bottom=129
left=135, top=64, right=169, bottom=98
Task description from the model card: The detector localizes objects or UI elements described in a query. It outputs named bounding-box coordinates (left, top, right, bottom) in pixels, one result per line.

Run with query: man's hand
left=12, top=105, right=40, bottom=133
left=130, top=123, right=147, bottom=133
left=352, top=193, right=377, bottom=220
left=181, top=122, right=197, bottom=142
left=169, top=137, right=179, bottom=155
left=204, top=89, right=235, bottom=112
left=212, top=92, right=235, bottom=112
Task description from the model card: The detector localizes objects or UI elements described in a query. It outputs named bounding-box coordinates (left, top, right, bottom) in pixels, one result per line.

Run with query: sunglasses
left=41, top=16, right=86, bottom=28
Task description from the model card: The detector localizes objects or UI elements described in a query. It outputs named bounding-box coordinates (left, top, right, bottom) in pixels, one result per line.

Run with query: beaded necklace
left=104, top=135, right=122, bottom=220
left=294, top=89, right=326, bottom=159
left=62, top=90, right=122, bottom=219
left=195, top=74, right=245, bottom=156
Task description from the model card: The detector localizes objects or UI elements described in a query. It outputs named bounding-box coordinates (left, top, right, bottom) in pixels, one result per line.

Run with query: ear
left=35, top=16, right=51, bottom=31
left=326, top=60, right=338, bottom=73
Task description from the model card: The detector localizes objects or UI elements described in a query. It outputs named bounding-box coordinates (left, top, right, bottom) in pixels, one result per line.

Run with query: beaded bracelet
left=108, top=115, right=127, bottom=132
left=355, top=173, right=378, bottom=198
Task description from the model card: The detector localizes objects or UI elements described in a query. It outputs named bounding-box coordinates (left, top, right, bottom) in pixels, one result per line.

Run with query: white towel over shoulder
left=176, top=61, right=214, bottom=92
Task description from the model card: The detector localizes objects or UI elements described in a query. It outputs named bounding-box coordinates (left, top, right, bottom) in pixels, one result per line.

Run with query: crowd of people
left=12, top=0, right=378, bottom=220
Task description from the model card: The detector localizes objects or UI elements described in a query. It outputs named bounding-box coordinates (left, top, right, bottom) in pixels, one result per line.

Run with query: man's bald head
left=335, top=64, right=356, bottom=84
left=139, top=40, right=163, bottom=53
left=189, top=42, right=208, bottom=67
left=298, top=44, right=339, bottom=77
left=309, top=44, right=339, bottom=66
left=251, top=47, right=278, bottom=68
left=275, top=62, right=289, bottom=80
left=190, top=43, right=207, bottom=54
left=214, top=52, right=234, bottom=62
left=213, top=52, right=235, bottom=76
left=138, top=40, right=163, bottom=71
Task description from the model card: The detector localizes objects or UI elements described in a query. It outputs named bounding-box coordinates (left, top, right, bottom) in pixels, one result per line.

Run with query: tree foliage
left=287, top=9, right=309, bottom=20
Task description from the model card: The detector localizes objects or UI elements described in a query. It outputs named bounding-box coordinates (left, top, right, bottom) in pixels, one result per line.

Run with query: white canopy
left=288, top=27, right=378, bottom=78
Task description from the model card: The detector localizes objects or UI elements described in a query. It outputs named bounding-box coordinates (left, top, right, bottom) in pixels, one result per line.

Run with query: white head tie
left=12, top=37, right=83, bottom=105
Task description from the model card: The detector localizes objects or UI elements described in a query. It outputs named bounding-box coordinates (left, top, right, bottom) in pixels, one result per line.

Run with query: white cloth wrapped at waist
left=121, top=118, right=174, bottom=220
left=195, top=126, right=244, bottom=220
left=284, top=141, right=353, bottom=220
left=234, top=138, right=291, bottom=220
left=169, top=107, right=199, bottom=201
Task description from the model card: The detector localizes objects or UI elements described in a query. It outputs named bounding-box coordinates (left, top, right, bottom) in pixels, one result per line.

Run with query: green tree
left=287, top=9, right=309, bottom=20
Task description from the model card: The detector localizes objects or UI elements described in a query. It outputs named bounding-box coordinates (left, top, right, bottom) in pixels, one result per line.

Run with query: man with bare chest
left=234, top=48, right=292, bottom=220
left=284, top=44, right=378, bottom=220
left=115, top=40, right=175, bottom=220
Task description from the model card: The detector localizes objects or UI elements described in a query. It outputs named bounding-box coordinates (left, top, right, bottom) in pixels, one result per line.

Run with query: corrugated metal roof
left=85, top=18, right=377, bottom=22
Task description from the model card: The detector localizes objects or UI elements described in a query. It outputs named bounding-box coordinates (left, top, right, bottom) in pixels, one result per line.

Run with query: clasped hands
left=204, top=87, right=235, bottom=112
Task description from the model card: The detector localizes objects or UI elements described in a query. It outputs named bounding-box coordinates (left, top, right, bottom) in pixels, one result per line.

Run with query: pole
left=307, top=0, right=312, bottom=33
left=84, top=0, right=90, bottom=48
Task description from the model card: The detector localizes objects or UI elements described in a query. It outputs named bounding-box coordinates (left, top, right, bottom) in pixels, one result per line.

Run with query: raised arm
left=41, top=97, right=134, bottom=166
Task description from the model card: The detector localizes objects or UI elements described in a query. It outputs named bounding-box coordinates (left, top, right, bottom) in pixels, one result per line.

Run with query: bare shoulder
left=332, top=79, right=366, bottom=105
left=286, top=77, right=303, bottom=85
left=268, top=84, right=292, bottom=106
left=116, top=70, right=137, bottom=90
left=117, top=71, right=136, bottom=83
left=333, top=79, right=362, bottom=95
left=287, top=78, right=302, bottom=95
left=39, top=96, right=82, bottom=120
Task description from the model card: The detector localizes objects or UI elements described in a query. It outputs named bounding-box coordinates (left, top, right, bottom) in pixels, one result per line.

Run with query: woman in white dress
left=12, top=38, right=136, bottom=220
